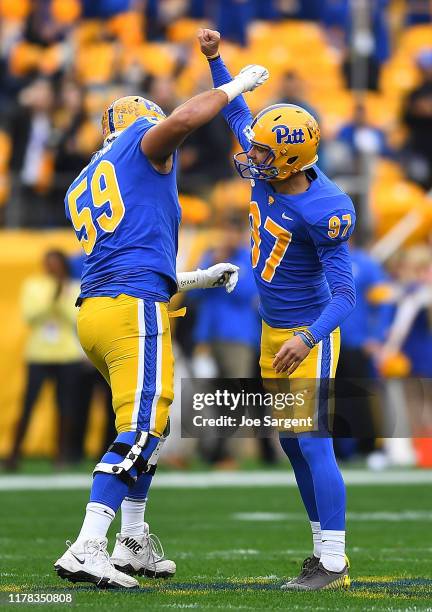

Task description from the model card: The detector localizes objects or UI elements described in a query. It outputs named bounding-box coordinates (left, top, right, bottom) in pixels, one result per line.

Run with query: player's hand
left=200, top=263, right=239, bottom=293
left=273, top=335, right=311, bottom=375
left=235, top=64, right=269, bottom=93
left=198, top=28, right=221, bottom=58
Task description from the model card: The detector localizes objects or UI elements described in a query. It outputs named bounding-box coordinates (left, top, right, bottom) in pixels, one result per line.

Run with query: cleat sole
left=113, top=562, right=175, bottom=579
left=54, top=565, right=137, bottom=589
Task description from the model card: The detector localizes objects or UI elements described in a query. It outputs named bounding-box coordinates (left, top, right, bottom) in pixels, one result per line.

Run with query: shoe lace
left=302, top=556, right=314, bottom=570
left=86, top=538, right=114, bottom=585
left=144, top=532, right=165, bottom=576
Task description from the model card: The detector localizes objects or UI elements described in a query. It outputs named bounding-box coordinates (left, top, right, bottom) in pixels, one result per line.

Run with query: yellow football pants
left=260, top=321, right=340, bottom=431
left=77, top=294, right=174, bottom=436
left=260, top=322, right=340, bottom=380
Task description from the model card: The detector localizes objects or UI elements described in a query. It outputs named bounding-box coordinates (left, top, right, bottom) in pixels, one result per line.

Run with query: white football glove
left=237, top=64, right=270, bottom=92
left=177, top=263, right=239, bottom=293
left=200, top=263, right=239, bottom=293
left=216, top=64, right=269, bottom=102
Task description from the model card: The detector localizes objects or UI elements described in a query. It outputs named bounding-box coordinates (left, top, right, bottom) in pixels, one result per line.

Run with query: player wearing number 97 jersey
left=200, top=27, right=355, bottom=592
left=56, top=61, right=270, bottom=590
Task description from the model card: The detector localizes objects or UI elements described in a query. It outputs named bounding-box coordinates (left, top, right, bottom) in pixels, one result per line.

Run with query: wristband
left=207, top=53, right=220, bottom=61
left=294, top=330, right=316, bottom=349
left=176, top=270, right=204, bottom=292
left=215, top=78, right=244, bottom=103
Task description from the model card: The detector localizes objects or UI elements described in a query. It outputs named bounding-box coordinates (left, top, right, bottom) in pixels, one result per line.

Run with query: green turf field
left=1, top=482, right=431, bottom=610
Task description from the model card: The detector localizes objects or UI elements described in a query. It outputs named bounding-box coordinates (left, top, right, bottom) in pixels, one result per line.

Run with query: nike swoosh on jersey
left=282, top=213, right=294, bottom=220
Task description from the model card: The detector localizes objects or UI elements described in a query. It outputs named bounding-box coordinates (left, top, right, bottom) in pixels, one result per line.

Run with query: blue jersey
left=210, top=57, right=356, bottom=341
left=65, top=117, right=181, bottom=301
left=249, top=167, right=355, bottom=330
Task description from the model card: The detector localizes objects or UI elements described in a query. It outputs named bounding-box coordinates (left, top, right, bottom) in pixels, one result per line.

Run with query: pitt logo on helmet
left=272, top=125, right=305, bottom=145
left=102, top=96, right=166, bottom=145
left=234, top=104, right=320, bottom=181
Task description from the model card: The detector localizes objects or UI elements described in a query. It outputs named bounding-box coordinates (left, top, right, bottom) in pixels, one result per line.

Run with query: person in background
left=380, top=245, right=432, bottom=379
left=51, top=80, right=99, bottom=226
left=337, top=101, right=392, bottom=164
left=4, top=250, right=81, bottom=471
left=67, top=251, right=116, bottom=464
left=6, top=78, right=55, bottom=227
left=401, top=49, right=432, bottom=189
left=276, top=71, right=319, bottom=121
left=335, top=241, right=394, bottom=459
left=189, top=210, right=266, bottom=467
left=276, top=71, right=326, bottom=172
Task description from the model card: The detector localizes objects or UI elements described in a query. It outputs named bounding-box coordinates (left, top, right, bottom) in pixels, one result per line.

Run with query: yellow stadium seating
left=178, top=194, right=210, bottom=224
left=51, top=0, right=81, bottom=24
left=167, top=18, right=210, bottom=43
left=0, top=0, right=30, bottom=21
left=212, top=179, right=251, bottom=211
left=370, top=178, right=432, bottom=241
left=107, top=11, right=145, bottom=47
left=76, top=42, right=119, bottom=85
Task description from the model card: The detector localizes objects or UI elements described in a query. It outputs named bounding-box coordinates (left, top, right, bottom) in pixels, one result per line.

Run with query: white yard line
left=232, top=511, right=432, bottom=522
left=0, top=469, right=431, bottom=491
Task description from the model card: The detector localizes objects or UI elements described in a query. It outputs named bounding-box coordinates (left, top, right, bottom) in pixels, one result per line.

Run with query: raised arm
left=198, top=29, right=265, bottom=150
left=141, top=58, right=267, bottom=162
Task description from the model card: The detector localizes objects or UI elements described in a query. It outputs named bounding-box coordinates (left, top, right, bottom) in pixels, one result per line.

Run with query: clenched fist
left=198, top=28, right=221, bottom=58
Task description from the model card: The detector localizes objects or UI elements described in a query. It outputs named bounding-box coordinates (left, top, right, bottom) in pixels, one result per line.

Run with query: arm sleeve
left=208, top=56, right=254, bottom=150
left=309, top=242, right=356, bottom=342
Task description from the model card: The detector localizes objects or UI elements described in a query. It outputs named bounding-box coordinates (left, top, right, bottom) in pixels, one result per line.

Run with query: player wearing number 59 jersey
left=200, top=28, right=355, bottom=591
left=56, top=63, right=269, bottom=589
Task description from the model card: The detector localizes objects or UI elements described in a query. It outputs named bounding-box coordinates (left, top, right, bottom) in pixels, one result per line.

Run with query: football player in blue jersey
left=199, top=29, right=356, bottom=591
left=54, top=65, right=269, bottom=588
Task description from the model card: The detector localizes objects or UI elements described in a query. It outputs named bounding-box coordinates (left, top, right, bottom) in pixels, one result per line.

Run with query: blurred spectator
left=6, top=77, right=56, bottom=227
left=322, top=0, right=390, bottom=90
left=401, top=49, right=432, bottom=190
left=336, top=101, right=392, bottom=167
left=4, top=250, right=82, bottom=471
left=188, top=211, right=276, bottom=466
left=378, top=246, right=432, bottom=464
left=380, top=245, right=432, bottom=378
left=51, top=80, right=99, bottom=219
left=276, top=71, right=326, bottom=171
left=67, top=250, right=116, bottom=462
left=276, top=71, right=319, bottom=119
left=335, top=241, right=393, bottom=459
left=148, top=75, right=180, bottom=116
left=178, top=117, right=233, bottom=195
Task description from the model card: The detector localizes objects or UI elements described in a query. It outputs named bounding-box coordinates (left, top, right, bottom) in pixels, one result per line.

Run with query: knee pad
left=94, top=431, right=155, bottom=487
left=93, top=422, right=170, bottom=485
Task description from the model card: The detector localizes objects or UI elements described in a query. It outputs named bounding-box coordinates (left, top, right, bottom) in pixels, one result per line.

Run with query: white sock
left=121, top=497, right=147, bottom=536
left=320, top=530, right=346, bottom=572
left=310, top=521, right=322, bottom=558
left=76, top=502, right=115, bottom=543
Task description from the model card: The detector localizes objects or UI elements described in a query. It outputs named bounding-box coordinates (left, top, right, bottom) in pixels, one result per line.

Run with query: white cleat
left=54, top=537, right=139, bottom=589
left=111, top=523, right=176, bottom=578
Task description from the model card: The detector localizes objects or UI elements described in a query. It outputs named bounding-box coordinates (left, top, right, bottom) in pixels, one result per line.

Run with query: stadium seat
left=106, top=11, right=144, bottom=47
left=51, top=0, right=81, bottom=24
left=211, top=179, right=251, bottom=211
left=178, top=194, right=210, bottom=225
left=0, top=0, right=30, bottom=21
left=166, top=18, right=210, bottom=44
left=76, top=42, right=118, bottom=85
